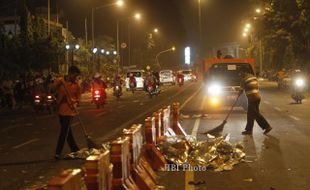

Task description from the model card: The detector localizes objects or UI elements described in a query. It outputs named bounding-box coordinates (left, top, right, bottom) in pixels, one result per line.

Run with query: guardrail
left=47, top=102, right=186, bottom=190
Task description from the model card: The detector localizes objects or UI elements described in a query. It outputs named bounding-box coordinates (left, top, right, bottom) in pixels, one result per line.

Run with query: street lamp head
left=154, top=28, right=159, bottom=33
left=134, top=13, right=141, bottom=20
left=101, top=49, right=105, bottom=54
left=245, top=23, right=251, bottom=28
left=113, top=50, right=117, bottom=55
left=244, top=27, right=249, bottom=32
left=65, top=44, right=70, bottom=50
left=116, top=0, right=124, bottom=7
left=255, top=8, right=261, bottom=14
left=106, top=51, right=110, bottom=55
left=75, top=44, right=80, bottom=50
left=242, top=33, right=248, bottom=37
left=93, top=48, right=98, bottom=54
left=172, top=46, right=176, bottom=51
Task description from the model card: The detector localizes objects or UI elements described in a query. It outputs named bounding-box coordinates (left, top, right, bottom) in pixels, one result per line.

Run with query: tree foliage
left=258, top=0, right=310, bottom=69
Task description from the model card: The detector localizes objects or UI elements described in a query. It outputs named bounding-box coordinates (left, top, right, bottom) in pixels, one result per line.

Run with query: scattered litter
left=192, top=114, right=202, bottom=118
left=64, top=143, right=110, bottom=160
left=38, top=176, right=45, bottom=179
left=139, top=103, right=144, bottom=106
left=180, top=114, right=190, bottom=119
left=243, top=178, right=253, bottom=182
left=157, top=135, right=246, bottom=172
left=21, top=170, right=27, bottom=174
left=156, top=185, right=165, bottom=189
left=206, top=134, right=215, bottom=139
left=287, top=168, right=291, bottom=171
left=188, top=180, right=206, bottom=185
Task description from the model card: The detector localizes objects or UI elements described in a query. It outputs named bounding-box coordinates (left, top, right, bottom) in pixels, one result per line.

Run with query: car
left=203, top=58, right=256, bottom=111
left=125, top=70, right=145, bottom=90
left=159, top=70, right=175, bottom=85
left=180, top=69, right=193, bottom=81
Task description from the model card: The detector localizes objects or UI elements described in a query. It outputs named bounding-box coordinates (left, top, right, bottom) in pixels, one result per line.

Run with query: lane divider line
left=264, top=101, right=270, bottom=105
left=289, top=115, right=300, bottom=121
left=274, top=107, right=282, bottom=111
left=180, top=84, right=203, bottom=110
left=13, top=138, right=39, bottom=149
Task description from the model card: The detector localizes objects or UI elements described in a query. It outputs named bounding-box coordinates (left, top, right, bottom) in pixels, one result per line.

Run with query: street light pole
left=155, top=47, right=176, bottom=69
left=48, top=0, right=50, bottom=35
left=91, top=7, right=94, bottom=47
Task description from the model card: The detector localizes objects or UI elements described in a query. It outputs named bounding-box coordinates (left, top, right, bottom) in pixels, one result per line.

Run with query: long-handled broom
left=201, top=93, right=242, bottom=135
left=60, top=81, right=100, bottom=149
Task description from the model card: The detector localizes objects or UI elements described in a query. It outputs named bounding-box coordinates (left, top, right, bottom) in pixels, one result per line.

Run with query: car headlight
left=295, top=78, right=305, bottom=87
left=207, top=84, right=222, bottom=96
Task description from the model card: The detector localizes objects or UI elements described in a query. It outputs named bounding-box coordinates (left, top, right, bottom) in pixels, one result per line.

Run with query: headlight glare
left=208, top=84, right=222, bottom=96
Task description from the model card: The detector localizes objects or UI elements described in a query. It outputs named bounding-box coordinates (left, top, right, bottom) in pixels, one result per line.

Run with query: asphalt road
left=0, top=80, right=310, bottom=190
left=0, top=82, right=198, bottom=190
left=160, top=80, right=310, bottom=190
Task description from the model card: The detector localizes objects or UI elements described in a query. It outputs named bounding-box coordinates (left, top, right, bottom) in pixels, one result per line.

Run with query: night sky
left=1, top=0, right=255, bottom=62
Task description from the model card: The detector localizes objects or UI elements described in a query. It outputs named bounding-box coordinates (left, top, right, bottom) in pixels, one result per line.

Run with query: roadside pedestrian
left=239, top=67, right=272, bottom=135
left=54, top=66, right=81, bottom=159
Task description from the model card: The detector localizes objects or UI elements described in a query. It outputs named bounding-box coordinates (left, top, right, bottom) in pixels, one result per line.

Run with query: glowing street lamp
left=113, top=50, right=117, bottom=55
left=255, top=8, right=261, bottom=14
left=106, top=51, right=110, bottom=55
left=65, top=44, right=70, bottom=50
left=244, top=27, right=249, bottom=32
left=100, top=49, right=105, bottom=54
left=172, top=46, right=176, bottom=51
left=75, top=44, right=80, bottom=50
left=245, top=23, right=251, bottom=28
left=116, top=0, right=124, bottom=7
left=134, top=13, right=141, bottom=20
left=92, top=48, right=98, bottom=54
left=242, top=33, right=247, bottom=37
left=153, top=28, right=159, bottom=33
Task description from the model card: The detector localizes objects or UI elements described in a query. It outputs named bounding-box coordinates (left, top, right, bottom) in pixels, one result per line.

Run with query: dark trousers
left=245, top=99, right=270, bottom=131
left=55, top=115, right=79, bottom=155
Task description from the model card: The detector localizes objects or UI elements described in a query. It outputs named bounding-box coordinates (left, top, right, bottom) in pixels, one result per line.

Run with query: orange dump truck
left=202, top=58, right=256, bottom=110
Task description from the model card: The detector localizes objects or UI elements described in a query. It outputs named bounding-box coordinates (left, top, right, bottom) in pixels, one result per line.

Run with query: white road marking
left=180, top=85, right=202, bottom=110
left=95, top=111, right=107, bottom=117
left=133, top=100, right=139, bottom=103
left=117, top=105, right=125, bottom=109
left=13, top=138, right=39, bottom=149
left=264, top=101, right=270, bottom=105
left=274, top=107, right=282, bottom=111
left=191, top=96, right=206, bottom=137
left=289, top=115, right=300, bottom=121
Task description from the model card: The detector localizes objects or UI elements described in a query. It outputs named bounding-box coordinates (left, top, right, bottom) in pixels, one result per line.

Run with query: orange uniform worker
left=54, top=66, right=81, bottom=159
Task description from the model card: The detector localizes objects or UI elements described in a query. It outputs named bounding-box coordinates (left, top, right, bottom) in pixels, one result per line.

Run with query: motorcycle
left=114, top=85, right=122, bottom=99
left=33, top=94, right=56, bottom=113
left=177, top=77, right=184, bottom=87
left=291, top=78, right=305, bottom=104
left=146, top=83, right=160, bottom=98
left=129, top=81, right=136, bottom=94
left=92, top=89, right=106, bottom=109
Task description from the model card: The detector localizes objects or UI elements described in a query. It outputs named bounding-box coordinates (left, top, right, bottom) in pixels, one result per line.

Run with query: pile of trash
left=157, top=134, right=246, bottom=172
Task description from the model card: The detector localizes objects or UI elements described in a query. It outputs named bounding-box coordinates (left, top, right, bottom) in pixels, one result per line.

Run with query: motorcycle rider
left=176, top=71, right=184, bottom=85
left=152, top=71, right=160, bottom=93
left=113, top=74, right=123, bottom=95
left=129, top=73, right=137, bottom=89
left=91, top=73, right=107, bottom=101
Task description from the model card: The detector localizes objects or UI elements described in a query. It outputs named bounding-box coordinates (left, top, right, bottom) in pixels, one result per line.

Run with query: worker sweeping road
left=54, top=66, right=81, bottom=160
left=239, top=67, right=272, bottom=135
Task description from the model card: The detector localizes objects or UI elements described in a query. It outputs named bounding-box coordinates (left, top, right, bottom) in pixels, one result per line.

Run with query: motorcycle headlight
left=295, top=78, right=305, bottom=87
left=207, top=84, right=222, bottom=96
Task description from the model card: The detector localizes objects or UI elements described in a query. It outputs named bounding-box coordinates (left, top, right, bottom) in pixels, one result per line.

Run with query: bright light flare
left=134, top=13, right=141, bottom=20
left=92, top=48, right=98, bottom=54
left=256, top=8, right=261, bottom=13
left=172, top=46, right=176, bottom=51
left=295, top=78, right=305, bottom=87
left=207, top=84, right=222, bottom=96
left=154, top=28, right=158, bottom=33
left=116, top=0, right=124, bottom=7
left=245, top=23, right=251, bottom=28
left=75, top=44, right=80, bottom=49
left=65, top=44, right=70, bottom=50
left=242, top=33, right=248, bottom=37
